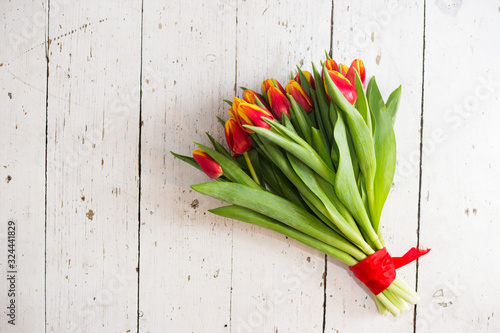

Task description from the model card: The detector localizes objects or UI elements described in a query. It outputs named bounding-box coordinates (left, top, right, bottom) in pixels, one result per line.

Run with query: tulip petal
left=285, top=80, right=313, bottom=113
left=267, top=86, right=291, bottom=121
left=193, top=148, right=223, bottom=179
left=225, top=118, right=253, bottom=154
left=324, top=70, right=357, bottom=105
left=195, top=143, right=261, bottom=189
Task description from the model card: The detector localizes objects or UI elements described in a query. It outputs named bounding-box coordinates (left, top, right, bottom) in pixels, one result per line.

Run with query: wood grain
left=45, top=1, right=141, bottom=331
left=139, top=1, right=237, bottom=332
left=1, top=0, right=500, bottom=332
left=0, top=0, right=47, bottom=331
left=417, top=1, right=500, bottom=332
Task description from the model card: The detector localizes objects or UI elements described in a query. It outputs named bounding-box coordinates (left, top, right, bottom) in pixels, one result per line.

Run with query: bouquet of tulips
left=172, top=53, right=429, bottom=316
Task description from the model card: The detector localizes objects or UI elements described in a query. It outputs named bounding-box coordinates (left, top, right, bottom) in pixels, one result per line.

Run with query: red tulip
left=262, top=78, right=286, bottom=95
left=294, top=70, right=315, bottom=90
left=285, top=80, right=313, bottom=113
left=243, top=89, right=270, bottom=110
left=346, top=59, right=366, bottom=87
left=232, top=97, right=274, bottom=133
left=193, top=149, right=223, bottom=179
left=324, top=70, right=357, bottom=105
left=225, top=118, right=252, bottom=154
left=267, top=86, right=291, bottom=121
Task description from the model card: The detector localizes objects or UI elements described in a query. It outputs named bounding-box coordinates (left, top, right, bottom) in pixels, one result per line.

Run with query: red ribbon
left=349, top=247, right=430, bottom=295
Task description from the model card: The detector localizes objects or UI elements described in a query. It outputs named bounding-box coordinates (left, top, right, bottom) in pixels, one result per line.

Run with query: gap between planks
left=413, top=0, right=427, bottom=332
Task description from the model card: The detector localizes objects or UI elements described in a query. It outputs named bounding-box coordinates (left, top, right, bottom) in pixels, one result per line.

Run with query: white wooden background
left=1, top=0, right=499, bottom=332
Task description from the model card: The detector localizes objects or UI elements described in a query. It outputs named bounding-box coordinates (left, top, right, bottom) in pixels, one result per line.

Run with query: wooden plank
left=231, top=1, right=332, bottom=332
left=325, top=1, right=424, bottom=330
left=138, top=1, right=237, bottom=332
left=417, top=2, right=500, bottom=332
left=0, top=0, right=47, bottom=331
left=44, top=1, right=141, bottom=331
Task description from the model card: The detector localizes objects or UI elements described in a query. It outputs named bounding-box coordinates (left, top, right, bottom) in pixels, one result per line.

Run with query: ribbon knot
left=349, top=247, right=430, bottom=295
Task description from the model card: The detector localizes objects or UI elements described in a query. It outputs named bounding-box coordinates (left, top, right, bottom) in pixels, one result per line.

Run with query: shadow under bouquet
left=172, top=53, right=430, bottom=316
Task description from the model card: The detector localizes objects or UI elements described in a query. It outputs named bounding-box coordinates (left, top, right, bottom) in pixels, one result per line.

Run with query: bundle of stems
left=173, top=53, right=422, bottom=316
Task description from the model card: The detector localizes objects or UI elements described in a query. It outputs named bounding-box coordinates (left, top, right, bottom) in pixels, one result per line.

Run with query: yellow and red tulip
left=294, top=70, right=315, bottom=90
left=192, top=149, right=223, bottom=179
left=325, top=59, right=339, bottom=72
left=285, top=80, right=313, bottom=113
left=243, top=89, right=270, bottom=110
left=232, top=97, right=274, bottom=133
left=262, top=78, right=286, bottom=95
left=228, top=106, right=237, bottom=120
left=224, top=118, right=253, bottom=154
left=267, top=86, right=291, bottom=121
left=324, top=70, right=357, bottom=105
left=346, top=59, right=366, bottom=87
left=338, top=63, right=349, bottom=76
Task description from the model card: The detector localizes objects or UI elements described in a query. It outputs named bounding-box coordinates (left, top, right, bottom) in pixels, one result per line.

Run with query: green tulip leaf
left=296, top=66, right=314, bottom=96
left=323, top=63, right=377, bottom=221
left=247, top=125, right=336, bottom=186
left=386, top=85, right=402, bottom=126
left=192, top=181, right=365, bottom=259
left=366, top=77, right=397, bottom=232
left=209, top=205, right=358, bottom=265
left=354, top=70, right=372, bottom=134
left=333, top=113, right=381, bottom=249
left=288, top=93, right=313, bottom=143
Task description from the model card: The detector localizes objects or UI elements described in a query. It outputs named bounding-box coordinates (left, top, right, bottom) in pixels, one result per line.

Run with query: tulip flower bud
left=232, top=97, right=274, bottom=133
left=346, top=59, right=366, bottom=87
left=243, top=89, right=270, bottom=110
left=225, top=118, right=253, bottom=154
left=325, top=59, right=339, bottom=72
left=193, top=149, right=223, bottom=179
left=294, top=70, right=315, bottom=90
left=262, top=78, right=286, bottom=95
left=267, top=86, right=291, bottom=121
left=285, top=80, right=313, bottom=113
left=323, top=70, right=357, bottom=105
left=338, top=63, right=349, bottom=76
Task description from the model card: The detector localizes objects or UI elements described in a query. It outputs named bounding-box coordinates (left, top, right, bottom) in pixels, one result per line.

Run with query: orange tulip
left=232, top=97, right=274, bottom=133
left=225, top=118, right=252, bottom=154
left=324, top=70, right=357, bottom=105
left=294, top=70, right=315, bottom=90
left=243, top=89, right=270, bottom=110
left=285, top=80, right=313, bottom=113
left=262, top=78, right=286, bottom=95
left=267, top=86, right=291, bottom=121
left=346, top=59, right=366, bottom=87
left=192, top=149, right=223, bottom=179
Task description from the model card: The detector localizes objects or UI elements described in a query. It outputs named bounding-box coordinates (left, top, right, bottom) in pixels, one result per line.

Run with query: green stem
left=374, top=297, right=389, bottom=315
left=375, top=292, right=400, bottom=316
left=243, top=151, right=260, bottom=185
left=367, top=187, right=377, bottom=231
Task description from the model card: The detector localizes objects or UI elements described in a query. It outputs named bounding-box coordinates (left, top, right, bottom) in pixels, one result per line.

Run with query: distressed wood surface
left=417, top=1, right=500, bottom=332
left=44, top=1, right=142, bottom=332
left=139, top=1, right=236, bottom=332
left=1, top=0, right=500, bottom=332
left=0, top=0, right=47, bottom=331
